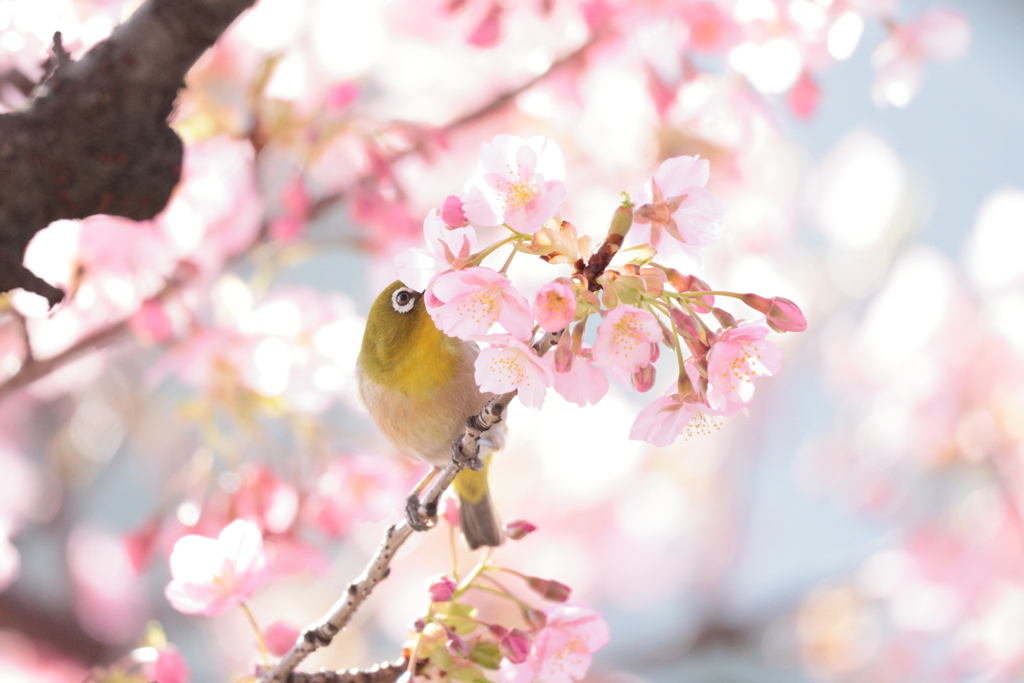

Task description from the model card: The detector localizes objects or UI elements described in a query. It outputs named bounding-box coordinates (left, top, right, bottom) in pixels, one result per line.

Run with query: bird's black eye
left=391, top=287, right=417, bottom=313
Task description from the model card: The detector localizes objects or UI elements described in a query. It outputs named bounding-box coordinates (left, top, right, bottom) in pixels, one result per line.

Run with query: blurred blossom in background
left=0, top=0, right=1022, bottom=681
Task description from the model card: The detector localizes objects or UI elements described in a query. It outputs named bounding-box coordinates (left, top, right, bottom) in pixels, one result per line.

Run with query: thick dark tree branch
left=0, top=0, right=257, bottom=304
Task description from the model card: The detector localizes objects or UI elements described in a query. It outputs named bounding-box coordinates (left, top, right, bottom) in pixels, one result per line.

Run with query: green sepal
left=469, top=641, right=502, bottom=670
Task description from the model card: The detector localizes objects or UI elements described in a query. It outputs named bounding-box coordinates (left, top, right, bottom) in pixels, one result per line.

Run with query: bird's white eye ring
left=391, top=287, right=417, bottom=313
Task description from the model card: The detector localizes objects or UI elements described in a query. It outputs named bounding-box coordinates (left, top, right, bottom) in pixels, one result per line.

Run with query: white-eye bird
left=356, top=281, right=504, bottom=549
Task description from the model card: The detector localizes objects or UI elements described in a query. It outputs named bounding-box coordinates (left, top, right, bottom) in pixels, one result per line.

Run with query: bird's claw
left=405, top=494, right=437, bottom=532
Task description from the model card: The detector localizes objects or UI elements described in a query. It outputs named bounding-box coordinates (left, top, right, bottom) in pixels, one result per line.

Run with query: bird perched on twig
left=356, top=281, right=504, bottom=549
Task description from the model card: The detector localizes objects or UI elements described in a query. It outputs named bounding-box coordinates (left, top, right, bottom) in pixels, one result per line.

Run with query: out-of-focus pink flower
left=499, top=604, right=610, bottom=683
left=551, top=351, right=608, bottom=407
left=304, top=454, right=415, bottom=538
left=705, top=323, right=782, bottom=415
left=533, top=282, right=576, bottom=333
left=67, top=526, right=146, bottom=644
left=474, top=335, right=554, bottom=409
left=325, top=83, right=360, bottom=111
left=632, top=155, right=724, bottom=267
left=232, top=465, right=299, bottom=535
left=144, top=645, right=190, bottom=683
left=264, top=621, right=301, bottom=658
left=872, top=8, right=970, bottom=108
left=680, top=1, right=742, bottom=53
left=269, top=176, right=311, bottom=242
left=463, top=135, right=566, bottom=232
left=427, top=267, right=533, bottom=341
left=466, top=1, right=503, bottom=47
left=165, top=519, right=268, bottom=616
left=427, top=574, right=458, bottom=602
left=788, top=71, right=820, bottom=120
left=592, top=306, right=663, bottom=374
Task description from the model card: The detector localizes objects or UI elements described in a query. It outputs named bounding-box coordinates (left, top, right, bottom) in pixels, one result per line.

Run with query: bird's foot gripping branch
left=164, top=134, right=806, bottom=683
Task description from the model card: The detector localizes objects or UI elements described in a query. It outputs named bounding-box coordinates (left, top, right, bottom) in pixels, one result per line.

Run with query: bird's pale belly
left=356, top=347, right=493, bottom=467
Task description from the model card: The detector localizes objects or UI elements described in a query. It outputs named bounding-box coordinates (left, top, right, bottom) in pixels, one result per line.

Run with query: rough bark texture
left=0, top=0, right=257, bottom=304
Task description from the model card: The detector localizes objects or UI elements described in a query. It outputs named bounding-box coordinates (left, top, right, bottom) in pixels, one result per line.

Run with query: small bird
left=357, top=280, right=504, bottom=549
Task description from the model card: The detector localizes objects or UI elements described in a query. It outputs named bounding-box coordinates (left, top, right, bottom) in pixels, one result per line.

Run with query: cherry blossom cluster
left=402, top=513, right=608, bottom=683
left=401, top=134, right=805, bottom=447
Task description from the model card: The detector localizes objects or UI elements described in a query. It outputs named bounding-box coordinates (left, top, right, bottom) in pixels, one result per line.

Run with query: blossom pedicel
left=398, top=133, right=807, bottom=447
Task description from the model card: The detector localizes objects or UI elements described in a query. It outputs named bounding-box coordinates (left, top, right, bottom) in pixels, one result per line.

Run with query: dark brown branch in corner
left=0, top=0, right=257, bottom=304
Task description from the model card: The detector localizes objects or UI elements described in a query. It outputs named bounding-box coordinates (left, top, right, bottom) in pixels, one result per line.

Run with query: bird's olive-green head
left=358, top=281, right=462, bottom=398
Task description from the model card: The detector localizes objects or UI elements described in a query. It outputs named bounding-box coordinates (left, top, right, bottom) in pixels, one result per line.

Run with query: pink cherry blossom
left=592, top=306, right=663, bottom=374
left=499, top=604, right=610, bottom=683
left=533, top=281, right=576, bottom=332
left=164, top=519, right=269, bottom=617
left=629, top=364, right=719, bottom=447
left=705, top=323, right=783, bottom=415
left=474, top=335, right=553, bottom=409
left=427, top=267, right=534, bottom=341
left=396, top=207, right=478, bottom=290
left=552, top=351, right=609, bottom=407
left=304, top=453, right=416, bottom=538
left=632, top=155, right=724, bottom=267
left=463, top=135, right=567, bottom=232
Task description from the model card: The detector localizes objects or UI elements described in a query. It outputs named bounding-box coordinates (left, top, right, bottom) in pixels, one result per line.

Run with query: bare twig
left=261, top=658, right=407, bottom=683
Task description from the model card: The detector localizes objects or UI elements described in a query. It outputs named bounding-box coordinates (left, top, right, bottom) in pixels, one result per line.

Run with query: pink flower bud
left=428, top=574, right=458, bottom=602
left=413, top=618, right=426, bottom=632
left=441, top=195, right=469, bottom=228
left=767, top=297, right=807, bottom=333
left=325, top=83, right=360, bottom=110
left=503, top=520, right=538, bottom=540
left=607, top=204, right=633, bottom=240
left=688, top=276, right=714, bottom=313
left=522, top=606, right=547, bottom=630
left=500, top=628, right=532, bottom=664
left=711, top=307, right=737, bottom=329
left=664, top=267, right=693, bottom=293
left=741, top=293, right=807, bottom=332
left=632, top=363, right=656, bottom=392
left=649, top=342, right=660, bottom=363
left=525, top=577, right=572, bottom=602
left=445, top=628, right=471, bottom=659
left=264, top=621, right=300, bottom=658
left=488, top=624, right=509, bottom=638
left=533, top=281, right=577, bottom=333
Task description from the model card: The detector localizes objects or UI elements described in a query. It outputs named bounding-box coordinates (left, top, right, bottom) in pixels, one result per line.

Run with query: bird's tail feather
left=453, top=458, right=503, bottom=550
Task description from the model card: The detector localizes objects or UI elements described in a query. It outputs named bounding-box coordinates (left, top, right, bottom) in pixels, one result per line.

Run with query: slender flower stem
left=241, top=601, right=270, bottom=664
left=468, top=234, right=519, bottom=267
left=453, top=553, right=492, bottom=600
left=448, top=524, right=460, bottom=582
left=498, top=239, right=523, bottom=275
